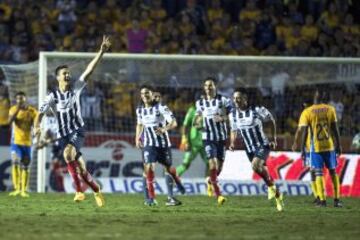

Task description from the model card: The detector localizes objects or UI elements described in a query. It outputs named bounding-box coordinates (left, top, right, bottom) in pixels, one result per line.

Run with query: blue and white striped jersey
left=229, top=106, right=273, bottom=153
left=39, top=76, right=86, bottom=138
left=136, top=103, right=175, bottom=148
left=195, top=94, right=232, bottom=141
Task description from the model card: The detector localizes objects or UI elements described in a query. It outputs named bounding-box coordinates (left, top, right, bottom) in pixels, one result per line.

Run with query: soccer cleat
left=316, top=200, right=327, bottom=207
left=144, top=198, right=158, bottom=207
left=217, top=196, right=227, bottom=206
left=20, top=191, right=30, bottom=198
left=334, top=199, right=343, bottom=208
left=165, top=197, right=182, bottom=206
left=313, top=197, right=321, bottom=205
left=268, top=186, right=276, bottom=200
left=73, top=192, right=86, bottom=202
left=206, top=177, right=213, bottom=197
left=275, top=194, right=284, bottom=212
left=94, top=192, right=105, bottom=207
left=9, top=190, right=21, bottom=197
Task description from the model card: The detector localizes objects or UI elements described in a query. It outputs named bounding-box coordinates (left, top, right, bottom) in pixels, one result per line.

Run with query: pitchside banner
left=0, top=140, right=359, bottom=196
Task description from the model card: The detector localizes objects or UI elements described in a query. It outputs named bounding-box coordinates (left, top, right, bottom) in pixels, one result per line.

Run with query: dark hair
left=203, top=76, right=217, bottom=85
left=140, top=85, right=154, bottom=92
left=15, top=91, right=26, bottom=97
left=55, top=65, right=69, bottom=76
left=234, top=88, right=248, bottom=98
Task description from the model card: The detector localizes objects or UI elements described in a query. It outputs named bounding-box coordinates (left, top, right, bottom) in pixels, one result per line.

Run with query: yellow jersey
left=298, top=104, right=337, bottom=153
left=0, top=98, right=10, bottom=126
left=9, top=105, right=38, bottom=146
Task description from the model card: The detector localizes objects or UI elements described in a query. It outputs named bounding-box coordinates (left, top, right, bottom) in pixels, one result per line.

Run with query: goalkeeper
left=176, top=98, right=208, bottom=176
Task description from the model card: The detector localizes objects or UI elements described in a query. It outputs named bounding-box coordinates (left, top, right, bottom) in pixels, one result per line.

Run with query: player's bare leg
left=164, top=166, right=185, bottom=194
left=252, top=157, right=284, bottom=211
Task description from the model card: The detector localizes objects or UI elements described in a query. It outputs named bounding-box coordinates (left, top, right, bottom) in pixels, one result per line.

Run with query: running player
left=135, top=87, right=185, bottom=206
left=193, top=77, right=230, bottom=205
left=229, top=90, right=284, bottom=211
left=297, top=89, right=342, bottom=207
left=176, top=95, right=208, bottom=177
left=34, top=36, right=111, bottom=207
left=8, top=91, right=38, bottom=197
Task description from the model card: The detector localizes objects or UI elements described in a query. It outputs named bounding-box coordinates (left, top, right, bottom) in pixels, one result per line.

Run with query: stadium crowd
left=0, top=0, right=360, bottom=63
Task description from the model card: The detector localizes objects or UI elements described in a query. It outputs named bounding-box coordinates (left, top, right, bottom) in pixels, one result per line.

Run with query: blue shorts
left=310, top=151, right=337, bottom=170
left=303, top=153, right=311, bottom=168
left=11, top=144, right=31, bottom=160
left=204, top=140, right=226, bottom=161
left=143, top=146, right=172, bottom=167
left=246, top=145, right=270, bottom=165
left=58, top=128, right=85, bottom=154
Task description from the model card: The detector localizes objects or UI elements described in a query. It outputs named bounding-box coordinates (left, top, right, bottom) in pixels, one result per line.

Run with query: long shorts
left=58, top=128, right=85, bottom=154
left=11, top=144, right=31, bottom=160
left=246, top=145, right=271, bottom=165
left=204, top=140, right=226, bottom=161
left=143, top=146, right=172, bottom=167
left=310, top=151, right=337, bottom=170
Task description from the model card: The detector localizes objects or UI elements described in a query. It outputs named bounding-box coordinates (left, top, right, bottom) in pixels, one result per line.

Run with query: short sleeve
left=329, top=106, right=337, bottom=123
left=159, top=104, right=175, bottom=123
left=136, top=108, right=143, bottom=124
left=255, top=106, right=273, bottom=122
left=298, top=109, right=309, bottom=127
left=228, top=111, right=237, bottom=131
left=9, top=106, right=16, bottom=116
left=39, top=93, right=55, bottom=114
left=223, top=97, right=232, bottom=114
left=195, top=100, right=202, bottom=115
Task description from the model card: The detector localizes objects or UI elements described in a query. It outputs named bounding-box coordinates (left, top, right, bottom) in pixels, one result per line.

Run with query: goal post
left=2, top=53, right=360, bottom=193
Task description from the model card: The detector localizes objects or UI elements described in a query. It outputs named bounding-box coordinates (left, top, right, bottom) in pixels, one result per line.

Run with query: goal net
left=1, top=54, right=360, bottom=193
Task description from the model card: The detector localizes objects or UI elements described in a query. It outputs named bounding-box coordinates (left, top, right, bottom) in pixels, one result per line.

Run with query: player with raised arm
left=34, top=36, right=111, bottom=207
left=229, top=91, right=284, bottom=211
left=193, top=77, right=231, bottom=205
left=8, top=92, right=38, bottom=197
left=136, top=87, right=185, bottom=206
left=297, top=89, right=342, bottom=207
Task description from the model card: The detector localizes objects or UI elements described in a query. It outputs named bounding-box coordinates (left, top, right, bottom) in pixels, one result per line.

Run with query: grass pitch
left=0, top=193, right=359, bottom=240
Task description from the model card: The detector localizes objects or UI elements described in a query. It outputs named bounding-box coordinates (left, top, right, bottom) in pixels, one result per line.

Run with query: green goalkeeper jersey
left=183, top=105, right=203, bottom=147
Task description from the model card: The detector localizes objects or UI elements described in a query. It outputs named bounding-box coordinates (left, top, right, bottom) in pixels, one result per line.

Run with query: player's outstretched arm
left=33, top=112, right=45, bottom=145
left=229, top=130, right=237, bottom=151
left=135, top=123, right=144, bottom=148
left=80, top=35, right=111, bottom=82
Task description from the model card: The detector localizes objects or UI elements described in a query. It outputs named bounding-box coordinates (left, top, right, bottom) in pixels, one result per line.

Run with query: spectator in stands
left=181, top=0, right=207, bottom=35
left=126, top=18, right=148, bottom=53
left=255, top=11, right=276, bottom=50
left=56, top=0, right=77, bottom=35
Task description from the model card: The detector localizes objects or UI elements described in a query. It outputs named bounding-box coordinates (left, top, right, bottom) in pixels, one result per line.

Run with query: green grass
left=0, top=194, right=359, bottom=240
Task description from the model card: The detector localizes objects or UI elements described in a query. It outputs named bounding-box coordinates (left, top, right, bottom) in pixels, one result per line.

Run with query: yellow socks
left=21, top=169, right=29, bottom=192
left=12, top=165, right=20, bottom=191
left=331, top=174, right=340, bottom=199
left=315, top=176, right=326, bottom=201
left=310, top=181, right=318, bottom=199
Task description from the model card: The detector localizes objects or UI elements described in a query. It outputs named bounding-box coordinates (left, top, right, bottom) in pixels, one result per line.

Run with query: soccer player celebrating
left=194, top=77, right=231, bottom=205
left=176, top=98, right=208, bottom=177
left=136, top=87, right=185, bottom=206
left=229, top=91, right=284, bottom=211
left=34, top=35, right=111, bottom=207
left=8, top=91, right=38, bottom=197
left=297, top=89, right=342, bottom=207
